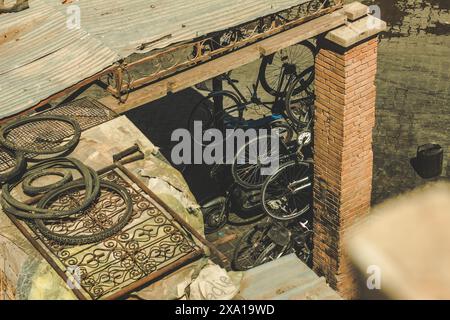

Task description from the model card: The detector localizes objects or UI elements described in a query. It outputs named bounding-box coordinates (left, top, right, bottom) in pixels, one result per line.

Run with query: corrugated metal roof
left=0, top=0, right=310, bottom=119
left=0, top=0, right=120, bottom=119
left=43, top=0, right=311, bottom=56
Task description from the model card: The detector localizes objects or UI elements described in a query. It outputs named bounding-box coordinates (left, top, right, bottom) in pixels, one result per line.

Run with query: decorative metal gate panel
left=7, top=170, right=203, bottom=300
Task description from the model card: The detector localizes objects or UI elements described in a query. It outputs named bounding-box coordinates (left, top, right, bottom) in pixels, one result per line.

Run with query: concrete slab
left=325, top=15, right=387, bottom=48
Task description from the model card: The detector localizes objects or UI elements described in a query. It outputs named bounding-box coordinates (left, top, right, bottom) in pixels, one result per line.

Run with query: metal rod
left=114, top=161, right=229, bottom=266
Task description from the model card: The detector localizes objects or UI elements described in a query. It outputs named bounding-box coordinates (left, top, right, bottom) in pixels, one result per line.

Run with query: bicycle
left=231, top=65, right=315, bottom=190
left=200, top=163, right=264, bottom=234
left=187, top=40, right=316, bottom=146
left=232, top=217, right=313, bottom=271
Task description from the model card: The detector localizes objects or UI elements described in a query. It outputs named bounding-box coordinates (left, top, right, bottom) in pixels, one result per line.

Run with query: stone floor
left=360, top=0, right=450, bottom=203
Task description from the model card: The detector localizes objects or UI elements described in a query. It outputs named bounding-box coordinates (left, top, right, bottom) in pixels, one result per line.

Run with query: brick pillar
left=312, top=4, right=386, bottom=299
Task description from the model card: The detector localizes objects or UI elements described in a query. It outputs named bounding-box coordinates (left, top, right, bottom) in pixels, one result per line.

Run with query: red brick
left=313, top=35, right=379, bottom=300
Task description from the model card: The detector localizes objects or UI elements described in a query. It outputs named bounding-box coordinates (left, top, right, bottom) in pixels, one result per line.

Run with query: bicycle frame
left=219, top=63, right=301, bottom=132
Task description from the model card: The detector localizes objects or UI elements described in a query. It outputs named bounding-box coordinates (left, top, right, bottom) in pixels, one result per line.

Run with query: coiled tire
left=1, top=158, right=100, bottom=219
left=0, top=115, right=81, bottom=155
left=34, top=180, right=133, bottom=245
left=0, top=149, right=26, bottom=183
left=22, top=169, right=73, bottom=196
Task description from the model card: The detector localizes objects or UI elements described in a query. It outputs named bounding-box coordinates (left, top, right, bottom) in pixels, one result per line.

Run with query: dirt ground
left=78, top=0, right=450, bottom=267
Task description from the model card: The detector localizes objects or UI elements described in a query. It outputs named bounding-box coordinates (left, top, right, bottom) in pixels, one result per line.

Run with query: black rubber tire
left=0, top=149, right=26, bottom=183
left=0, top=115, right=81, bottom=155
left=34, top=180, right=133, bottom=245
left=261, top=160, right=312, bottom=221
left=269, top=119, right=295, bottom=144
left=285, top=66, right=315, bottom=128
left=1, top=158, right=100, bottom=219
left=232, top=222, right=272, bottom=271
left=258, top=40, right=316, bottom=97
left=231, top=134, right=289, bottom=189
left=22, top=169, right=73, bottom=196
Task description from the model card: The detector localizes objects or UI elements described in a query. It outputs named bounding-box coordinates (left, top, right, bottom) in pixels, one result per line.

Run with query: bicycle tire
left=261, top=160, right=312, bottom=221
left=0, top=149, right=26, bottom=183
left=258, top=40, right=316, bottom=97
left=200, top=196, right=228, bottom=234
left=231, top=134, right=289, bottom=189
left=285, top=66, right=315, bottom=128
left=254, top=242, right=280, bottom=266
left=269, top=119, right=295, bottom=144
left=22, top=169, right=73, bottom=196
left=0, top=115, right=81, bottom=155
left=2, top=158, right=100, bottom=219
left=34, top=180, right=133, bottom=245
left=232, top=222, right=272, bottom=271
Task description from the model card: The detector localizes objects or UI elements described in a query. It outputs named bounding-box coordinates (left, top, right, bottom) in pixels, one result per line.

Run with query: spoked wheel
left=262, top=160, right=312, bottom=220
left=200, top=196, right=228, bottom=234
left=232, top=134, right=289, bottom=189
left=259, top=40, right=316, bottom=97
left=285, top=66, right=315, bottom=128
left=188, top=91, right=244, bottom=147
left=232, top=222, right=283, bottom=271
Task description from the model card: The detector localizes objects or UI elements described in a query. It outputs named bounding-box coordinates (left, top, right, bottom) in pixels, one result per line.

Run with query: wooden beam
left=100, top=10, right=347, bottom=114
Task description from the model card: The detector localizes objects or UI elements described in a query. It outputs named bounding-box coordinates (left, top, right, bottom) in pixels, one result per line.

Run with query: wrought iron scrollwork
left=19, top=171, right=202, bottom=300
left=103, top=0, right=343, bottom=101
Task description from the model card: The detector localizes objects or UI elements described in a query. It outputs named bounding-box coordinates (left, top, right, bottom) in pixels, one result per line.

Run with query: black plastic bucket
left=413, top=144, right=443, bottom=179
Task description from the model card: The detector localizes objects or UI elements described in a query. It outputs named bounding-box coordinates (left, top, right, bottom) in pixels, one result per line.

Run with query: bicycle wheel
left=232, top=134, right=289, bottom=189
left=285, top=66, right=315, bottom=128
left=187, top=91, right=244, bottom=147
left=232, top=222, right=276, bottom=271
left=259, top=40, right=316, bottom=97
left=261, top=160, right=312, bottom=220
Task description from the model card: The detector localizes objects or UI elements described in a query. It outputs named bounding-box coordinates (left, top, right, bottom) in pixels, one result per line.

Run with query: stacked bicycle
left=187, top=40, right=316, bottom=270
